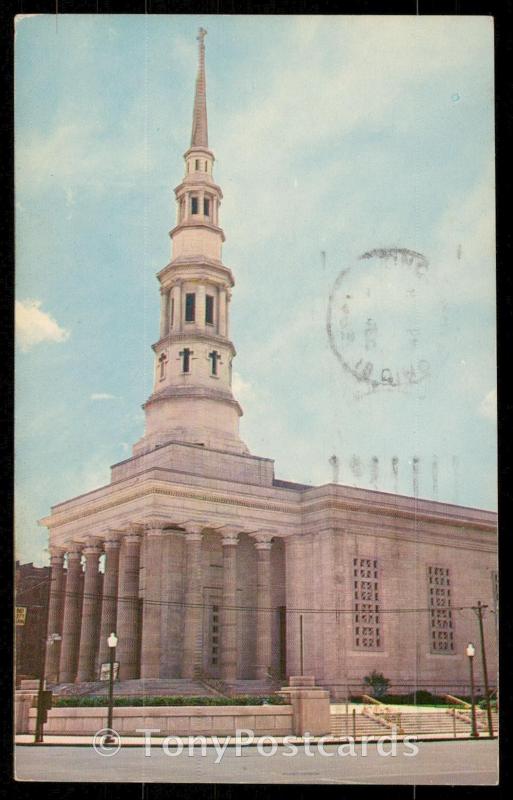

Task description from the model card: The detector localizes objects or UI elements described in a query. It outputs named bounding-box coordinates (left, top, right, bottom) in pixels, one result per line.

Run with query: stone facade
left=39, top=30, right=498, bottom=699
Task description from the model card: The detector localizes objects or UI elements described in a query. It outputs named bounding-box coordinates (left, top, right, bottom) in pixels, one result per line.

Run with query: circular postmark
left=326, top=248, right=448, bottom=395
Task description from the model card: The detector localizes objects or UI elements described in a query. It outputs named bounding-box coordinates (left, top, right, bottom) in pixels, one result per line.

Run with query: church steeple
left=191, top=27, right=208, bottom=148
left=133, top=29, right=249, bottom=458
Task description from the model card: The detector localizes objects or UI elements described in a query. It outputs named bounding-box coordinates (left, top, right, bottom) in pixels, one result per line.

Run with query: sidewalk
left=15, top=732, right=490, bottom=746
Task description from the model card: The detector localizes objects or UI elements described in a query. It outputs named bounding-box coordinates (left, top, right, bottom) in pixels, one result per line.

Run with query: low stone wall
left=28, top=705, right=294, bottom=737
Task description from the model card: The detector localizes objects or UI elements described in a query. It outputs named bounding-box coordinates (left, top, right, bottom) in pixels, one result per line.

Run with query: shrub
left=363, top=671, right=390, bottom=699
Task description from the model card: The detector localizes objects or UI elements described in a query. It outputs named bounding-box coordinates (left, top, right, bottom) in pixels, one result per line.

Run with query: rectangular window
left=185, top=293, right=195, bottom=322
left=169, top=298, right=174, bottom=329
left=195, top=159, right=200, bottom=170
left=353, top=557, right=381, bottom=649
left=205, top=295, right=214, bottom=325
left=427, top=566, right=454, bottom=653
left=203, top=197, right=210, bottom=217
left=191, top=196, right=199, bottom=214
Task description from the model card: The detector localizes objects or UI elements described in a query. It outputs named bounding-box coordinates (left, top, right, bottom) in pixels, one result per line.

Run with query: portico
left=45, top=515, right=284, bottom=683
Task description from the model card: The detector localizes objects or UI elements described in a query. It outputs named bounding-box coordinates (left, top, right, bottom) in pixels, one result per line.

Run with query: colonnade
left=45, top=524, right=276, bottom=684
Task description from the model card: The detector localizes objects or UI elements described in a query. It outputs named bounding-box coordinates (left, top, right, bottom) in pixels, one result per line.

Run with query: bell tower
left=134, top=28, right=249, bottom=456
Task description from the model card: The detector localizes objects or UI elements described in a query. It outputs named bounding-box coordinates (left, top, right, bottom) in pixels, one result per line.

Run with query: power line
left=18, top=586, right=494, bottom=616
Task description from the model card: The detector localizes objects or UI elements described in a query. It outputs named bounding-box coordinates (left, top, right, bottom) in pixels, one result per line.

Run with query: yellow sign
left=15, top=607, right=27, bottom=626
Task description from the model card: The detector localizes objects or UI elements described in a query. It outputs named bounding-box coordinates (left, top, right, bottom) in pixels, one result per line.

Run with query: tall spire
left=191, top=27, right=208, bottom=148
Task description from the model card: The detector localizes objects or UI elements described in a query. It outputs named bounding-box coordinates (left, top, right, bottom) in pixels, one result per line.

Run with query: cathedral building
left=40, top=30, right=498, bottom=698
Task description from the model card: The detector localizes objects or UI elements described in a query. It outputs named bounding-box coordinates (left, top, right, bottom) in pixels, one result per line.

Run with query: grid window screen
left=427, top=566, right=454, bottom=652
left=211, top=604, right=220, bottom=667
left=353, top=557, right=382, bottom=649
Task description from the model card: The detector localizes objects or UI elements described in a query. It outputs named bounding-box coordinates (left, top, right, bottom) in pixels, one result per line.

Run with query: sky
left=15, top=14, right=496, bottom=566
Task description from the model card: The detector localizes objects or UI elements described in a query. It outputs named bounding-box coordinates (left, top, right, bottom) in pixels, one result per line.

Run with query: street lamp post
left=105, top=632, right=118, bottom=744
left=34, top=633, right=61, bottom=744
left=466, top=643, right=479, bottom=738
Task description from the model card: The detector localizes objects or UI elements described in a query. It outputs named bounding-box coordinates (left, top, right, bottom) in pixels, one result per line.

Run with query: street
left=15, top=739, right=498, bottom=784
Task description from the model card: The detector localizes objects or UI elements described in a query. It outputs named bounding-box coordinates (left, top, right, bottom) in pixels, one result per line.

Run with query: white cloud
left=479, top=388, right=497, bottom=421
left=15, top=299, right=69, bottom=352
left=90, top=392, right=117, bottom=401
left=232, top=372, right=258, bottom=408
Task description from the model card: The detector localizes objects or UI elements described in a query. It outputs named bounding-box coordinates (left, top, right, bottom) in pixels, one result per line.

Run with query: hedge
left=54, top=695, right=288, bottom=708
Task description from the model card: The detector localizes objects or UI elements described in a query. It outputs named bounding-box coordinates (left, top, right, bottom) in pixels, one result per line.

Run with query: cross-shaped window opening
left=209, top=350, right=220, bottom=376
left=180, top=348, right=192, bottom=373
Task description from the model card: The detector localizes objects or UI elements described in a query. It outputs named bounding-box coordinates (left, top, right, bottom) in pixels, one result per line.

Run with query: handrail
left=361, top=693, right=384, bottom=705
left=442, top=693, right=471, bottom=708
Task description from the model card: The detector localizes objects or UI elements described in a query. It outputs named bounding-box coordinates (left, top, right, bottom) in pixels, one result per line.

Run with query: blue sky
left=15, top=15, right=496, bottom=565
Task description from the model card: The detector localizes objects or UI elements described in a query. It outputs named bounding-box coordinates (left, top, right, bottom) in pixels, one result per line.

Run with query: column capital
left=250, top=531, right=275, bottom=550
left=142, top=518, right=167, bottom=535
left=124, top=531, right=143, bottom=545
left=82, top=537, right=103, bottom=555
left=48, top=546, right=66, bottom=561
left=184, top=521, right=206, bottom=538
left=221, top=529, right=239, bottom=547
left=103, top=530, right=123, bottom=549
left=67, top=543, right=83, bottom=559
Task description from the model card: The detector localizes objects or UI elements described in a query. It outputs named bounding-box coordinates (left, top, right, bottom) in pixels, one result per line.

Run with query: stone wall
left=27, top=705, right=294, bottom=737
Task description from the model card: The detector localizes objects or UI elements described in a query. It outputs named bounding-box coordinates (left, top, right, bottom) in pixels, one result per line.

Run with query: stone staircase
left=223, top=679, right=282, bottom=698
left=51, top=679, right=220, bottom=698
left=331, top=708, right=499, bottom=738
left=51, top=677, right=283, bottom=699
left=331, top=712, right=394, bottom=737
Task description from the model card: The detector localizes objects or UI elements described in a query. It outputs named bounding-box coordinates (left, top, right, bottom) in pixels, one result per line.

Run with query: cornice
left=157, top=259, right=234, bottom=288
left=40, top=479, right=299, bottom=531
left=183, top=145, right=215, bottom=160
left=142, top=385, right=243, bottom=416
left=151, top=332, right=236, bottom=356
left=299, top=523, right=496, bottom=554
left=300, top=496, right=496, bottom=533
left=174, top=179, right=223, bottom=198
left=169, top=220, right=225, bottom=243
left=41, top=475, right=496, bottom=559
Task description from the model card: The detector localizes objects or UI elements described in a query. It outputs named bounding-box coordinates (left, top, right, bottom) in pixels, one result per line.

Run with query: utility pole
left=473, top=601, right=494, bottom=738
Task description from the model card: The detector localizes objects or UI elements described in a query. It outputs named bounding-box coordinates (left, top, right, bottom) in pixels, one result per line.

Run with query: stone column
left=116, top=530, right=142, bottom=680
left=76, top=539, right=102, bottom=682
left=140, top=521, right=164, bottom=679
left=182, top=523, right=204, bottom=679
left=159, top=289, right=169, bottom=339
left=44, top=547, right=66, bottom=683
left=218, top=288, right=227, bottom=337
left=196, top=283, right=206, bottom=331
left=251, top=532, right=274, bottom=680
left=220, top=529, right=239, bottom=682
left=58, top=544, right=83, bottom=683
left=175, top=281, right=183, bottom=332
left=96, top=532, right=122, bottom=673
